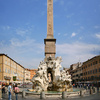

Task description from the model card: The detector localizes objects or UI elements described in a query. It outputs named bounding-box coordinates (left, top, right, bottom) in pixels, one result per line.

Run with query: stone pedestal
left=80, top=90, right=83, bottom=96
left=22, top=91, right=26, bottom=98
left=62, top=91, right=66, bottom=99
left=90, top=89, right=93, bottom=94
left=44, top=39, right=56, bottom=59
left=40, top=92, right=46, bottom=99
left=94, top=87, right=97, bottom=93
left=99, top=87, right=100, bottom=92
left=86, top=86, right=88, bottom=90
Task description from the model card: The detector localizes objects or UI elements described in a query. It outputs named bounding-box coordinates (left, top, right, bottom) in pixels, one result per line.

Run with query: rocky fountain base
left=31, top=56, right=72, bottom=92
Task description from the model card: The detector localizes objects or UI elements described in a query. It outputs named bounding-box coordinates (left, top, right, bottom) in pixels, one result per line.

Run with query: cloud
left=54, top=0, right=58, bottom=3
left=64, top=33, right=67, bottom=36
left=10, top=38, right=35, bottom=47
left=41, top=10, right=46, bottom=16
left=0, top=38, right=44, bottom=68
left=95, top=33, right=100, bottom=39
left=94, top=26, right=100, bottom=29
left=15, top=25, right=34, bottom=37
left=1, top=25, right=10, bottom=30
left=80, top=26, right=84, bottom=30
left=73, top=23, right=80, bottom=26
left=0, top=38, right=100, bottom=68
left=71, top=32, right=76, bottom=37
left=66, top=13, right=74, bottom=18
left=54, top=0, right=64, bottom=5
left=60, top=0, right=64, bottom=5
left=58, top=33, right=61, bottom=35
left=16, top=28, right=30, bottom=37
left=56, top=42, right=100, bottom=67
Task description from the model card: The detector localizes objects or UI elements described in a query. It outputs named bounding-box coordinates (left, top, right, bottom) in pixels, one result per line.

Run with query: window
left=93, top=70, right=94, bottom=74
left=96, top=69, right=97, bottom=73
left=5, top=68, right=7, bottom=73
left=96, top=61, right=98, bottom=64
left=91, top=70, right=92, bottom=74
left=5, top=61, right=7, bottom=64
left=8, top=69, right=10, bottom=74
left=88, top=71, right=89, bottom=74
left=93, top=62, right=95, bottom=65
left=0, top=68, right=1, bottom=72
left=99, top=68, right=100, bottom=72
left=90, top=70, right=91, bottom=74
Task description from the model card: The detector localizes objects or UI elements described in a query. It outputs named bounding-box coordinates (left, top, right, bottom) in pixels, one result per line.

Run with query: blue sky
left=0, top=0, right=100, bottom=69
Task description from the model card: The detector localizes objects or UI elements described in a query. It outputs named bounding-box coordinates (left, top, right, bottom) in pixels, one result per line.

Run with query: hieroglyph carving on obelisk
left=47, top=0, right=54, bottom=39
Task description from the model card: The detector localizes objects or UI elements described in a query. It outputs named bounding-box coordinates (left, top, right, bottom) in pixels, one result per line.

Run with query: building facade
left=70, top=62, right=83, bottom=84
left=27, top=69, right=37, bottom=79
left=0, top=54, right=25, bottom=83
left=82, top=55, right=100, bottom=86
left=24, top=69, right=30, bottom=83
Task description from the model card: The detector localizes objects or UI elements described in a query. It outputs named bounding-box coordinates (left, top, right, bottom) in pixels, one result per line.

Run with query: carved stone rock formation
left=31, top=56, right=72, bottom=92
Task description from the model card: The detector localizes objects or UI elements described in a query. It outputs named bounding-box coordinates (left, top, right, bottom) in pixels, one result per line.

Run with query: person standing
left=14, top=84, right=19, bottom=100
left=2, top=82, right=5, bottom=98
left=8, top=83, right=12, bottom=100
left=0, top=82, right=2, bottom=99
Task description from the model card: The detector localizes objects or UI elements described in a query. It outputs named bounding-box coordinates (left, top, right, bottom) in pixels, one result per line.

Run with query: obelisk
left=44, top=0, right=56, bottom=59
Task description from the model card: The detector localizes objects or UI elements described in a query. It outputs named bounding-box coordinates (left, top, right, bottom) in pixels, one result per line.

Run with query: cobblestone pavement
left=1, top=92, right=100, bottom=100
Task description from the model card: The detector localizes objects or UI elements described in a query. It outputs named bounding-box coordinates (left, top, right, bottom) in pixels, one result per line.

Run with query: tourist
left=14, top=84, right=19, bottom=100
left=2, top=82, right=5, bottom=97
left=0, top=82, right=2, bottom=99
left=8, top=83, right=12, bottom=100
left=13, top=83, right=15, bottom=93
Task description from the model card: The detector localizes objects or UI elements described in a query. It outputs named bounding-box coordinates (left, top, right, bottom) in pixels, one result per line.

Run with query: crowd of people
left=0, top=82, right=19, bottom=100
left=73, top=83, right=96, bottom=89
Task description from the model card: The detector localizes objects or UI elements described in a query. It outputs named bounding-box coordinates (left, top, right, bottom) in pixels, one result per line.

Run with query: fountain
left=29, top=0, right=73, bottom=93
left=31, top=56, right=73, bottom=92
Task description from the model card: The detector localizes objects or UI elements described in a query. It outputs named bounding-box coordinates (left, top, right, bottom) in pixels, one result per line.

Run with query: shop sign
left=4, top=76, right=11, bottom=80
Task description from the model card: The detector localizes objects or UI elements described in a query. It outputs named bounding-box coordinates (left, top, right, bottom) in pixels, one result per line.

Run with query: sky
left=0, top=0, right=100, bottom=69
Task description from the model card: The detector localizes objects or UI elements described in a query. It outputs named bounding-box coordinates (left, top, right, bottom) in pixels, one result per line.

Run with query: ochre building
left=27, top=69, right=37, bottom=79
left=0, top=54, right=36, bottom=84
left=82, top=55, right=100, bottom=85
left=0, top=54, right=25, bottom=83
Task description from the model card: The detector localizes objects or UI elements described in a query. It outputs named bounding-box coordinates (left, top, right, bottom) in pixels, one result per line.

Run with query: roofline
left=0, top=53, right=25, bottom=69
left=83, top=55, right=100, bottom=64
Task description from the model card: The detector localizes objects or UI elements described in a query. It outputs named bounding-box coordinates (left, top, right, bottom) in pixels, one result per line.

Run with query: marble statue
left=31, top=56, right=72, bottom=92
